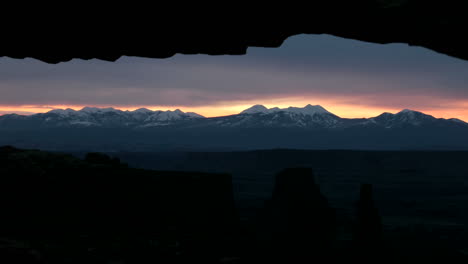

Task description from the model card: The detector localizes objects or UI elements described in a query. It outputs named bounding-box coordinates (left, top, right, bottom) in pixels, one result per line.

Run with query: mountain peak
left=185, top=112, right=205, bottom=118
left=80, top=107, right=100, bottom=113
left=48, top=108, right=76, bottom=115
left=449, top=118, right=467, bottom=124
left=133, top=108, right=152, bottom=113
left=240, top=104, right=334, bottom=116
left=240, top=105, right=269, bottom=114
left=396, top=109, right=433, bottom=119
left=302, top=104, right=330, bottom=114
left=399, top=109, right=417, bottom=114
left=282, top=104, right=332, bottom=116
left=80, top=107, right=118, bottom=113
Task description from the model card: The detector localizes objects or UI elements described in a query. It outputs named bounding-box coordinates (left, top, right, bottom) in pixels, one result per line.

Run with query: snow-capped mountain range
left=0, top=104, right=466, bottom=129
left=240, top=104, right=332, bottom=115
left=1, top=104, right=467, bottom=151
left=0, top=107, right=205, bottom=128
left=200, top=104, right=467, bottom=129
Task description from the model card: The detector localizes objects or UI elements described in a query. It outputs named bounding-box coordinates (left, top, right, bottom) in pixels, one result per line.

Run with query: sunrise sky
left=1, top=34, right=468, bottom=121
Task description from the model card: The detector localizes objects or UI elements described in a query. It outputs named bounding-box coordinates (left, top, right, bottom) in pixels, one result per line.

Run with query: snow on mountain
left=240, top=105, right=270, bottom=114
left=234, top=105, right=467, bottom=129
left=282, top=104, right=333, bottom=116
left=214, top=104, right=341, bottom=128
left=132, top=108, right=153, bottom=114
left=240, top=104, right=334, bottom=116
left=185, top=112, right=205, bottom=118
left=48, top=108, right=77, bottom=116
left=366, top=109, right=440, bottom=128
left=393, top=109, right=434, bottom=125
left=0, top=105, right=466, bottom=130
left=79, top=107, right=123, bottom=113
left=145, top=110, right=190, bottom=122
left=0, top=107, right=206, bottom=128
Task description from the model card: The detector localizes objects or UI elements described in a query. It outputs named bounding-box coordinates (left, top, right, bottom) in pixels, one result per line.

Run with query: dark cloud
left=0, top=34, right=467, bottom=108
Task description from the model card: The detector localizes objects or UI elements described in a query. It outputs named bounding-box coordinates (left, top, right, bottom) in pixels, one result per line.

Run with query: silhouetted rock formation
left=353, top=183, right=383, bottom=262
left=4, top=146, right=468, bottom=263
left=0, top=146, right=239, bottom=263
left=3, top=2, right=468, bottom=63
left=262, top=168, right=335, bottom=262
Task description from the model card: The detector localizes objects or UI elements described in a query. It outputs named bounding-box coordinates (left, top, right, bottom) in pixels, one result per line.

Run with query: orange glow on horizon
left=1, top=98, right=468, bottom=122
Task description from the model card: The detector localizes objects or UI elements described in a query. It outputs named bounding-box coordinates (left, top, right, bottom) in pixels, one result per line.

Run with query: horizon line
left=0, top=104, right=466, bottom=122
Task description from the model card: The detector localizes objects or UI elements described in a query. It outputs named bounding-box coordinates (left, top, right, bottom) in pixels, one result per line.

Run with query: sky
left=1, top=34, right=468, bottom=120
